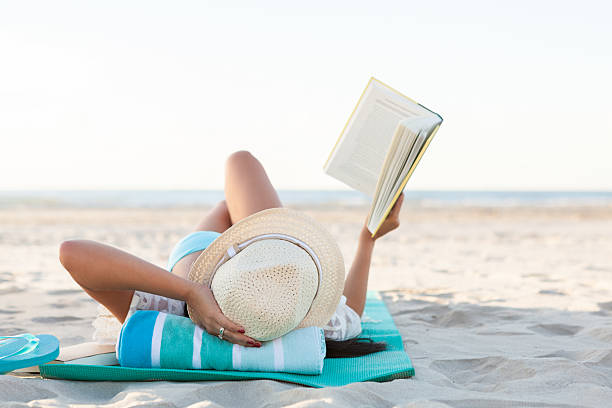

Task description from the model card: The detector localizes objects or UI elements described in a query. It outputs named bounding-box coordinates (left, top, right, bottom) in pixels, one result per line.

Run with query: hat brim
left=187, top=207, right=345, bottom=331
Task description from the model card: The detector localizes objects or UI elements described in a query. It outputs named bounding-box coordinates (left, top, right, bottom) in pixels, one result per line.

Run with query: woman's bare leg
left=173, top=149, right=282, bottom=280
left=193, top=200, right=233, bottom=233
left=222, top=149, right=377, bottom=314
left=224, top=150, right=283, bottom=223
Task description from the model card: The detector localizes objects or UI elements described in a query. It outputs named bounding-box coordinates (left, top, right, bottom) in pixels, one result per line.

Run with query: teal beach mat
left=39, top=291, right=414, bottom=387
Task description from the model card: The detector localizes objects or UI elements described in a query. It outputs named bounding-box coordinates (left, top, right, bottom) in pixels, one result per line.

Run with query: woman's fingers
left=392, top=193, right=404, bottom=214
left=206, top=324, right=261, bottom=347
left=218, top=314, right=246, bottom=334
left=388, top=193, right=404, bottom=222
left=187, top=285, right=260, bottom=347
left=204, top=315, right=260, bottom=347
left=222, top=330, right=261, bottom=347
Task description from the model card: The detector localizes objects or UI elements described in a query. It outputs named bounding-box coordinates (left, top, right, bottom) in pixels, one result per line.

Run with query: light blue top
left=167, top=231, right=222, bottom=272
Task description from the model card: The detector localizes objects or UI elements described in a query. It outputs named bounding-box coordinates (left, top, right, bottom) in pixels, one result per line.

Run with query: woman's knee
left=225, top=150, right=258, bottom=171
left=217, top=199, right=228, bottom=211
left=208, top=199, right=230, bottom=220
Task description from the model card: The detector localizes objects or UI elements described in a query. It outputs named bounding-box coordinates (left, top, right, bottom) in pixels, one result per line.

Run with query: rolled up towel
left=116, top=310, right=326, bottom=375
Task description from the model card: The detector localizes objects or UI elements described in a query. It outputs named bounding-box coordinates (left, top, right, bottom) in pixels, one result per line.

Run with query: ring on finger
left=218, top=327, right=225, bottom=340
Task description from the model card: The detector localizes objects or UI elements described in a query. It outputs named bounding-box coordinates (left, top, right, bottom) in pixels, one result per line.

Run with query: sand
left=1, top=204, right=612, bottom=407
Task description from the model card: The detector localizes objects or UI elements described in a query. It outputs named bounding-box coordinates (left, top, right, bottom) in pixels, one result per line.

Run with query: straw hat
left=187, top=207, right=345, bottom=341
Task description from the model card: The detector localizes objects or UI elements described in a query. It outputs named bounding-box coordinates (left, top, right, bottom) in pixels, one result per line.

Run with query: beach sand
left=2, top=204, right=612, bottom=407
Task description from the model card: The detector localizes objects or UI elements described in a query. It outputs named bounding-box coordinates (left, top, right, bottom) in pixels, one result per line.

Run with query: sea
left=0, top=190, right=611, bottom=209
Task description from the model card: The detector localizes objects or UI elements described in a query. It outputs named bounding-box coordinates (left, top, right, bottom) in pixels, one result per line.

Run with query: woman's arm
left=343, top=193, right=404, bottom=316
left=61, top=240, right=195, bottom=305
left=342, top=228, right=375, bottom=316
left=59, top=239, right=260, bottom=347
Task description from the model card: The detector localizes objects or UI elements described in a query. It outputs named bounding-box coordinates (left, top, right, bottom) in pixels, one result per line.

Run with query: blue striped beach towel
left=39, top=291, right=414, bottom=387
left=117, top=311, right=326, bottom=375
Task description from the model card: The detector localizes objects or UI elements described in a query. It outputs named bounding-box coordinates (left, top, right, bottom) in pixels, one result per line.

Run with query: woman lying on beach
left=59, top=150, right=404, bottom=357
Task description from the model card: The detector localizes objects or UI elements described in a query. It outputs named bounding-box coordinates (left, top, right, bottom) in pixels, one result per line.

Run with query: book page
left=324, top=78, right=431, bottom=197
left=371, top=127, right=417, bottom=221
left=374, top=130, right=426, bottom=222
left=368, top=119, right=440, bottom=233
left=366, top=123, right=405, bottom=223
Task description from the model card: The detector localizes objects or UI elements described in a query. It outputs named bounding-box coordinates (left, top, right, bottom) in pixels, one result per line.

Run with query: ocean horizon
left=1, top=190, right=611, bottom=209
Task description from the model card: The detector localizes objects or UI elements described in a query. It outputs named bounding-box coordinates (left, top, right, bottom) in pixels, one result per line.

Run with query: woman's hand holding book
left=364, top=192, right=404, bottom=241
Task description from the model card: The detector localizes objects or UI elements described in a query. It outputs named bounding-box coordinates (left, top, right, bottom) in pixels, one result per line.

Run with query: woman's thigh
left=193, top=200, right=232, bottom=233
left=224, top=150, right=283, bottom=224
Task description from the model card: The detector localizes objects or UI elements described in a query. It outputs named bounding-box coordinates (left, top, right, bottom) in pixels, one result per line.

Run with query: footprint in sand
left=536, top=349, right=612, bottom=366
left=431, top=356, right=537, bottom=384
left=527, top=323, right=582, bottom=336
left=47, top=289, right=85, bottom=296
left=538, top=289, right=567, bottom=296
left=31, top=316, right=83, bottom=323
left=586, top=327, right=612, bottom=342
left=596, top=350, right=612, bottom=368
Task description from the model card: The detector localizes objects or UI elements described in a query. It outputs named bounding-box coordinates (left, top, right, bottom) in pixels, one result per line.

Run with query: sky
left=1, top=1, right=611, bottom=191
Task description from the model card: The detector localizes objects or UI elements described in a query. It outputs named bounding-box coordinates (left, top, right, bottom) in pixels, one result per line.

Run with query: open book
left=323, top=77, right=443, bottom=237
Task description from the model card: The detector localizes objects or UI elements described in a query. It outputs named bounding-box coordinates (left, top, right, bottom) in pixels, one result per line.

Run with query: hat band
left=208, top=232, right=322, bottom=309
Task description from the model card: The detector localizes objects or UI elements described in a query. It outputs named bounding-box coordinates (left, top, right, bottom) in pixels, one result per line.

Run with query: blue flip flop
left=0, top=333, right=60, bottom=374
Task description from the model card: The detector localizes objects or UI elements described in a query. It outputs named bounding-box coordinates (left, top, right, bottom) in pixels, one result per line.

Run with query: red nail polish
left=239, top=329, right=245, bottom=333
left=256, top=343, right=262, bottom=347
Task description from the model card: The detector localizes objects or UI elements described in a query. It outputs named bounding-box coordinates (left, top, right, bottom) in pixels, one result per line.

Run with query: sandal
left=0, top=333, right=59, bottom=374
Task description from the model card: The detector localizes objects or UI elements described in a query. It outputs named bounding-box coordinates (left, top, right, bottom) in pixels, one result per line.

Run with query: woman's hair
left=324, top=337, right=387, bottom=358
